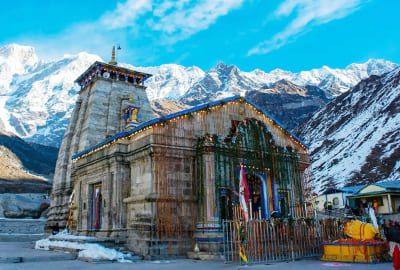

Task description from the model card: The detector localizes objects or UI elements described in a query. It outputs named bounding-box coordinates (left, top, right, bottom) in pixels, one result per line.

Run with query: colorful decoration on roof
left=72, top=96, right=309, bottom=162
left=75, top=61, right=152, bottom=89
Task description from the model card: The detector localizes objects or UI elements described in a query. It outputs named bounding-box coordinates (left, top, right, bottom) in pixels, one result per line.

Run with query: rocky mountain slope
left=0, top=44, right=397, bottom=148
left=0, top=130, right=54, bottom=192
left=151, top=100, right=191, bottom=117
left=0, top=44, right=101, bottom=146
left=0, top=132, right=58, bottom=179
left=246, top=80, right=330, bottom=130
left=297, top=67, right=400, bottom=192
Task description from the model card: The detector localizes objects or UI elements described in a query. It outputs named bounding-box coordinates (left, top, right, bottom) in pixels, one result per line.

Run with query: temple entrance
left=246, top=173, right=262, bottom=217
left=218, top=171, right=269, bottom=220
left=278, top=189, right=291, bottom=217
left=90, top=183, right=102, bottom=230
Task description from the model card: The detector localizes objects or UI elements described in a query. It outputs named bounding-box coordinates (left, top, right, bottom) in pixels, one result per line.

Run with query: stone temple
left=47, top=52, right=310, bottom=258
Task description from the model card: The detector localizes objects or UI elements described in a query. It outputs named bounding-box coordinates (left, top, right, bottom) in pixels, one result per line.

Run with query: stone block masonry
left=47, top=62, right=154, bottom=230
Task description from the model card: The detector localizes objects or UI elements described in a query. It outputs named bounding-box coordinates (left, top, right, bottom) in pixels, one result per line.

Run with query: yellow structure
left=321, top=239, right=387, bottom=263
left=321, top=220, right=387, bottom=263
left=343, top=220, right=379, bottom=241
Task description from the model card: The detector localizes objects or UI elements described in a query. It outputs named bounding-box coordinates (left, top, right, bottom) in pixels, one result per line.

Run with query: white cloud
left=77, top=0, right=244, bottom=43
left=100, top=0, right=152, bottom=29
left=25, top=0, right=243, bottom=60
left=148, top=0, right=244, bottom=42
left=248, top=0, right=363, bottom=56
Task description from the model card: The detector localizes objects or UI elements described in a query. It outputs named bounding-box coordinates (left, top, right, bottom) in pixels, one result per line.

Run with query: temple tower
left=46, top=52, right=154, bottom=229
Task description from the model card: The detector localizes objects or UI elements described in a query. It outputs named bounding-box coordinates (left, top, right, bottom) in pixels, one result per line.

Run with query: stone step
left=48, top=234, right=113, bottom=244
left=48, top=245, right=81, bottom=253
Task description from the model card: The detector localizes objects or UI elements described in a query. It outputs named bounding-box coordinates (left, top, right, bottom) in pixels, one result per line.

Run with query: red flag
left=239, top=164, right=250, bottom=221
left=240, top=164, right=250, bottom=203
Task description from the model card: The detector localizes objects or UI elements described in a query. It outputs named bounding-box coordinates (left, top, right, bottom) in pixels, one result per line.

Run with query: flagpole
left=249, top=199, right=253, bottom=220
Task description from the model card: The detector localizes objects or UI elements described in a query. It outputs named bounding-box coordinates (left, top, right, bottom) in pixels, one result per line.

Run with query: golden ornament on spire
left=109, top=45, right=117, bottom=65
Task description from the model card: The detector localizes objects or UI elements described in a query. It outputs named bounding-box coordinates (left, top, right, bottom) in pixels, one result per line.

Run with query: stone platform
left=0, top=218, right=46, bottom=242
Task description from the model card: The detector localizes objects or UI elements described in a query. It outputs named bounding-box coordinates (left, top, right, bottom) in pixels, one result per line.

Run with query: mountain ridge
left=0, top=43, right=397, bottom=147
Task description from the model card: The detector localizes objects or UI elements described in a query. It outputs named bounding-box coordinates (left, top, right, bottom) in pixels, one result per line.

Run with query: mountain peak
left=0, top=43, right=38, bottom=67
left=0, top=43, right=36, bottom=55
left=345, top=58, right=397, bottom=73
left=213, top=62, right=238, bottom=73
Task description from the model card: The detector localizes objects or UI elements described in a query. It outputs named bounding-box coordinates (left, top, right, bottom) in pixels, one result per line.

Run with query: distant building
left=346, top=181, right=400, bottom=215
left=314, top=185, right=363, bottom=211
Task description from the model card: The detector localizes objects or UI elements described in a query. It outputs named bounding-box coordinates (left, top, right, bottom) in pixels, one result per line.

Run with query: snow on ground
left=35, top=231, right=132, bottom=263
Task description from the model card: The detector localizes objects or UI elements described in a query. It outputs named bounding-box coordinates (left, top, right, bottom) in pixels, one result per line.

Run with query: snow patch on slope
left=298, top=67, right=400, bottom=192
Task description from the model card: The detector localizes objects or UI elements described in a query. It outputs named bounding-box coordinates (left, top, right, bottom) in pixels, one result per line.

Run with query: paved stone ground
left=0, top=242, right=392, bottom=270
left=0, top=242, right=76, bottom=263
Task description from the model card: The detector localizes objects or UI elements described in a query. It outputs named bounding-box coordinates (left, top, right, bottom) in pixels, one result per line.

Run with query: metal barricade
left=223, top=218, right=344, bottom=263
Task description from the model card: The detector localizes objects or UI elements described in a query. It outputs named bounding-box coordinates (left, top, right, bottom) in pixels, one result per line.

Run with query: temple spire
left=109, top=45, right=117, bottom=66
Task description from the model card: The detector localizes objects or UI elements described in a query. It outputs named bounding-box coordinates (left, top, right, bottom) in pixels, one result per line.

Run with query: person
left=324, top=201, right=328, bottom=211
left=327, top=201, right=333, bottom=211
left=373, top=199, right=379, bottom=214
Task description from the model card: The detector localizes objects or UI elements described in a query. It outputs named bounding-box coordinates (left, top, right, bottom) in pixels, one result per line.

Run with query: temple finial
left=109, top=45, right=117, bottom=65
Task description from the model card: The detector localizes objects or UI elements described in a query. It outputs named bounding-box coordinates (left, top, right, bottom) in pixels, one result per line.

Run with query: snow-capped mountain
left=0, top=45, right=101, bottom=146
left=0, top=44, right=39, bottom=95
left=297, top=67, right=400, bottom=193
left=0, top=43, right=397, bottom=147
left=180, top=60, right=397, bottom=105
left=133, top=64, right=205, bottom=100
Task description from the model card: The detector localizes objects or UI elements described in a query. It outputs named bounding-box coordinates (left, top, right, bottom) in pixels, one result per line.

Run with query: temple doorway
left=246, top=173, right=262, bottom=217
left=277, top=189, right=290, bottom=217
left=90, top=183, right=103, bottom=230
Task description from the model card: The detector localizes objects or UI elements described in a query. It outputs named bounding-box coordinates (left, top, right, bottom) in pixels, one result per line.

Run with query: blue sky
left=1, top=0, right=399, bottom=72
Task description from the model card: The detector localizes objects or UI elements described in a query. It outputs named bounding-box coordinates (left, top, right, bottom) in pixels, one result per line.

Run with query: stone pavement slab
left=0, top=242, right=76, bottom=263
left=0, top=242, right=392, bottom=270
left=0, top=257, right=393, bottom=270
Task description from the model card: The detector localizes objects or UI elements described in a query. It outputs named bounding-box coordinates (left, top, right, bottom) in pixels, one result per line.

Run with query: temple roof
left=75, top=61, right=152, bottom=88
left=72, top=95, right=309, bottom=161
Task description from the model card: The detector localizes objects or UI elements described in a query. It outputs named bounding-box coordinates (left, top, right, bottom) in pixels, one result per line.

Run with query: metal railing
left=222, top=217, right=344, bottom=263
